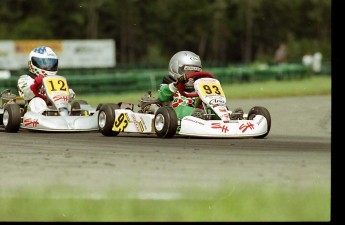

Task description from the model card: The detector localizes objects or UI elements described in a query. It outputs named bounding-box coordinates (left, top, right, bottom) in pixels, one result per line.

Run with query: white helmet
left=28, top=46, right=58, bottom=76
left=168, top=51, right=202, bottom=80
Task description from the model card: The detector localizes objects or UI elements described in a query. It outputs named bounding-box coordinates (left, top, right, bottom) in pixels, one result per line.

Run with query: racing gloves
left=68, top=88, right=76, bottom=102
left=30, top=74, right=47, bottom=100
left=173, top=74, right=188, bottom=87
left=177, top=74, right=188, bottom=84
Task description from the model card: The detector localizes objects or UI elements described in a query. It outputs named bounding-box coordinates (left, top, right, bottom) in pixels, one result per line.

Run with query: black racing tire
left=3, top=104, right=21, bottom=133
left=98, top=103, right=120, bottom=136
left=96, top=103, right=119, bottom=111
left=248, top=106, right=271, bottom=138
left=154, top=106, right=178, bottom=138
left=96, top=103, right=104, bottom=111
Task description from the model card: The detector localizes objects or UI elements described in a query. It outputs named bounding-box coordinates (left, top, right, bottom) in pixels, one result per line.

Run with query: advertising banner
left=0, top=39, right=115, bottom=70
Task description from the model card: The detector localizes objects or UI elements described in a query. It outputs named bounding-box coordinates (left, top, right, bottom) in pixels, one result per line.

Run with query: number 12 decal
left=48, top=80, right=67, bottom=91
left=45, top=77, right=69, bottom=95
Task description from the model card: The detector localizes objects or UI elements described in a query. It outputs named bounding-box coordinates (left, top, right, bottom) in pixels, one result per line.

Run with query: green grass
left=0, top=184, right=330, bottom=222
left=78, top=75, right=331, bottom=107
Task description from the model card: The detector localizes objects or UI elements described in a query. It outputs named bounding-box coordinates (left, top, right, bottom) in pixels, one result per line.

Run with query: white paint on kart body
left=110, top=109, right=269, bottom=138
left=21, top=110, right=99, bottom=132
left=195, top=78, right=230, bottom=123
left=101, top=72, right=270, bottom=138
left=18, top=74, right=100, bottom=132
left=178, top=115, right=268, bottom=138
left=112, top=109, right=155, bottom=133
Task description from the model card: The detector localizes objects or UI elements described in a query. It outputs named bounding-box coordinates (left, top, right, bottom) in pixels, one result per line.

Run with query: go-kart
left=0, top=75, right=99, bottom=132
left=98, top=71, right=271, bottom=138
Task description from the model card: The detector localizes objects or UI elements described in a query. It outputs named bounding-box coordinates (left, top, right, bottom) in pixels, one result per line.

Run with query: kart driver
left=17, top=46, right=76, bottom=114
left=157, top=50, right=243, bottom=120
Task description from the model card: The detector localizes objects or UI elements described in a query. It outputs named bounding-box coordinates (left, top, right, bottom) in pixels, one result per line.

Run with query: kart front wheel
left=248, top=106, right=271, bottom=138
left=3, top=103, right=21, bottom=133
left=154, top=106, right=178, bottom=138
left=96, top=103, right=119, bottom=111
left=98, top=103, right=120, bottom=136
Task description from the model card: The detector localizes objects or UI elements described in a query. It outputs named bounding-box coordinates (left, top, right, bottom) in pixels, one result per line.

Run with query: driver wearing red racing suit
left=17, top=46, right=75, bottom=114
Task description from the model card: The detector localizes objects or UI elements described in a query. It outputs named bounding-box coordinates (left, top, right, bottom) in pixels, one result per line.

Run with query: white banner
left=0, top=39, right=116, bottom=69
left=0, top=41, right=17, bottom=69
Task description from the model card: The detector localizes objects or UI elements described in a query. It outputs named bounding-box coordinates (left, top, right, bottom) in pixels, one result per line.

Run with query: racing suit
left=17, top=73, right=76, bottom=114
left=157, top=82, right=201, bottom=120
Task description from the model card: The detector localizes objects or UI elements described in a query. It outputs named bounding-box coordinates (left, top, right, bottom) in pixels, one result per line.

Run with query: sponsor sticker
left=239, top=122, right=255, bottom=133
left=184, top=117, right=205, bottom=125
left=23, top=118, right=39, bottom=127
left=211, top=122, right=229, bottom=133
left=131, top=114, right=145, bottom=132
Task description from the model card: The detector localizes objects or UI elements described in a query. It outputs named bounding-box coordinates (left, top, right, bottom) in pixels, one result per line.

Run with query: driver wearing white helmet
left=17, top=46, right=76, bottom=114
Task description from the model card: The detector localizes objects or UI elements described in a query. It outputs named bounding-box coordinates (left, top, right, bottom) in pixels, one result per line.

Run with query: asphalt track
left=0, top=95, right=331, bottom=199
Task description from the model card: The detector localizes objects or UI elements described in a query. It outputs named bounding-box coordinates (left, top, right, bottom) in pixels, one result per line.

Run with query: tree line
left=0, top=0, right=331, bottom=66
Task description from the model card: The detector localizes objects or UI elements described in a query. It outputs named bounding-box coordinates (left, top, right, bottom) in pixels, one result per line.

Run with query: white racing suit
left=17, top=74, right=76, bottom=114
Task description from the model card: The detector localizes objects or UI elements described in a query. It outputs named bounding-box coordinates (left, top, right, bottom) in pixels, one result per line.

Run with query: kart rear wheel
left=154, top=106, right=178, bottom=138
left=71, top=100, right=89, bottom=116
left=248, top=106, right=271, bottom=138
left=98, top=103, right=120, bottom=136
left=3, top=103, right=21, bottom=133
left=71, top=100, right=88, bottom=109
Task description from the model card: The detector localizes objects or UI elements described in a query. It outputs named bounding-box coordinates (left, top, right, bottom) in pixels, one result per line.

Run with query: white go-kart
left=98, top=72, right=271, bottom=138
left=0, top=75, right=99, bottom=132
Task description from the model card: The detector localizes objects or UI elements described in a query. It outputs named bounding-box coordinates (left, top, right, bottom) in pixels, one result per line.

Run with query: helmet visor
left=179, top=65, right=202, bottom=75
left=31, top=57, right=58, bottom=71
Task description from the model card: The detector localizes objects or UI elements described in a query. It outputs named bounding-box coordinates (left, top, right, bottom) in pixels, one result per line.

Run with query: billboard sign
left=0, top=39, right=116, bottom=69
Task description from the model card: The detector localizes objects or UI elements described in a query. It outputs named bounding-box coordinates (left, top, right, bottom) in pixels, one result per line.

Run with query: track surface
left=0, top=95, right=331, bottom=199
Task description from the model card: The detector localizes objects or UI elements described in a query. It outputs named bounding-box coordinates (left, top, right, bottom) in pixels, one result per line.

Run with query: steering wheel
left=177, top=71, right=215, bottom=98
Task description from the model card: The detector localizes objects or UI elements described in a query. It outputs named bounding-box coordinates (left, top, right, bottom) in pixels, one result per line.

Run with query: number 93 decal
left=113, top=113, right=129, bottom=132
left=198, top=83, right=224, bottom=97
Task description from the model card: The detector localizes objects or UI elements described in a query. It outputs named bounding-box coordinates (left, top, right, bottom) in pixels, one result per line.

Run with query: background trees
left=0, top=0, right=331, bottom=66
